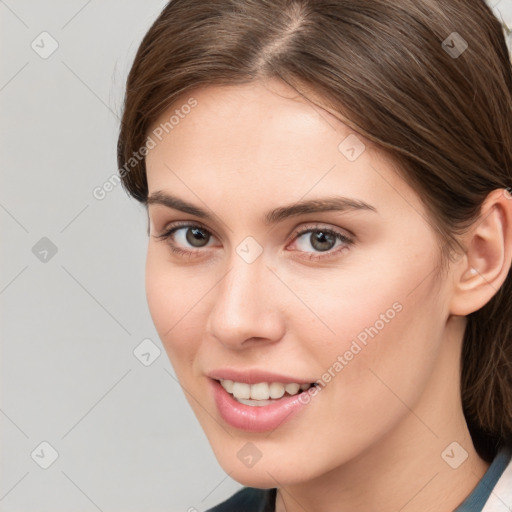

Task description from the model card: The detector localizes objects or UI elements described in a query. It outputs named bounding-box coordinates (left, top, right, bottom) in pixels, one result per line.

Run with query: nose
left=205, top=252, right=286, bottom=349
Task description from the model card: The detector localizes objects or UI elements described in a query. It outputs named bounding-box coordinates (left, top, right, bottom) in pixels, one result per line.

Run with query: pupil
left=187, top=228, right=209, bottom=247
left=312, top=231, right=335, bottom=252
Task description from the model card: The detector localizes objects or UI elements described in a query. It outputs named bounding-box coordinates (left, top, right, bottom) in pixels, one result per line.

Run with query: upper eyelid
left=155, top=220, right=221, bottom=242
left=156, top=221, right=353, bottom=246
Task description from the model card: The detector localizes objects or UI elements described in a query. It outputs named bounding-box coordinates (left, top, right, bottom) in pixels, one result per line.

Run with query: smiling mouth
left=218, top=379, right=318, bottom=406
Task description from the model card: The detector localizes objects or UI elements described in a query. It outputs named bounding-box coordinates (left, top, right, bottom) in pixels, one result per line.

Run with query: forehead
left=146, top=79, right=357, bottom=181
left=144, top=79, right=428, bottom=228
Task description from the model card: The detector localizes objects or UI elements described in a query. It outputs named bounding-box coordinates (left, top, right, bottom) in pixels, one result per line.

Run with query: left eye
left=292, top=228, right=352, bottom=254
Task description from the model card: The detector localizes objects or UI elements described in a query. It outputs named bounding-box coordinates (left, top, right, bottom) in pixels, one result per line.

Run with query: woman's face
left=145, top=78, right=454, bottom=486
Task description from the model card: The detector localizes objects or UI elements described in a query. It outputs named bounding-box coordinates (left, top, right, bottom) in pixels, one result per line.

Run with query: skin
left=144, top=77, right=512, bottom=512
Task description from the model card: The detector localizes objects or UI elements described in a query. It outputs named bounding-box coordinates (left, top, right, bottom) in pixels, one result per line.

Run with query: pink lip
left=207, top=368, right=315, bottom=385
left=209, top=378, right=319, bottom=432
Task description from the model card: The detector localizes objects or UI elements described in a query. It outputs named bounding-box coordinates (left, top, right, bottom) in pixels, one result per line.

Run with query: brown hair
left=117, top=0, right=512, bottom=462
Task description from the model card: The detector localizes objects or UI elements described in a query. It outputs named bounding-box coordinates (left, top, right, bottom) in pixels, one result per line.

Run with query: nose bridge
left=206, top=247, right=284, bottom=346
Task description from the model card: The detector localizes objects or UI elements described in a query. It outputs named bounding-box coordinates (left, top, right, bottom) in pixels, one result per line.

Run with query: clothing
left=206, top=446, right=512, bottom=512
left=207, top=487, right=275, bottom=512
left=456, top=445, right=512, bottom=512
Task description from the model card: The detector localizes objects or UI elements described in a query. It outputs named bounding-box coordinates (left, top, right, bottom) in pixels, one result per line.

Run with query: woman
left=117, top=1, right=512, bottom=510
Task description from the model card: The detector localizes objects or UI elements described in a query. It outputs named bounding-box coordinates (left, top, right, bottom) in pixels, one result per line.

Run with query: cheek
left=290, top=244, right=432, bottom=361
left=145, top=245, right=204, bottom=369
left=298, top=242, right=446, bottom=412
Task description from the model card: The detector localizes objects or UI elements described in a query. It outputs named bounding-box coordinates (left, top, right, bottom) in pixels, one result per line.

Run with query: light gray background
left=1, top=1, right=511, bottom=511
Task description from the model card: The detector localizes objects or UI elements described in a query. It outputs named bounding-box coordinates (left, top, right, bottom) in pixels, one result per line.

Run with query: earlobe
left=449, top=189, right=512, bottom=316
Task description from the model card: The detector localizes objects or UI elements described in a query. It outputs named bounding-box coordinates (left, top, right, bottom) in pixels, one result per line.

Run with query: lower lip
left=210, top=379, right=317, bottom=432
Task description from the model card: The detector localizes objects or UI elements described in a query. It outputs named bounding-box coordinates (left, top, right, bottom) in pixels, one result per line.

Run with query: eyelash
left=154, top=221, right=354, bottom=261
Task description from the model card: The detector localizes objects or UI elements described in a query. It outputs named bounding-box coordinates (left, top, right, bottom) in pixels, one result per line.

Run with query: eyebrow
left=146, top=190, right=377, bottom=224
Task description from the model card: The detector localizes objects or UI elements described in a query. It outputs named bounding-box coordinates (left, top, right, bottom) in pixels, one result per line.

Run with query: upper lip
left=207, top=368, right=315, bottom=385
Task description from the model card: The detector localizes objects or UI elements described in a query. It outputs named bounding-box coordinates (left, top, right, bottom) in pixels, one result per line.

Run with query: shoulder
left=205, top=487, right=275, bottom=512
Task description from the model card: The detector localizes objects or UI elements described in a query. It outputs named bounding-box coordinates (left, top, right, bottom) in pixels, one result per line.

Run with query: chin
left=223, top=462, right=301, bottom=488
left=210, top=443, right=318, bottom=488
left=230, top=470, right=278, bottom=488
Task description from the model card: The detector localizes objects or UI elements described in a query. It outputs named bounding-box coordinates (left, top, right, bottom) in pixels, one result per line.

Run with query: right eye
left=155, top=222, right=219, bottom=256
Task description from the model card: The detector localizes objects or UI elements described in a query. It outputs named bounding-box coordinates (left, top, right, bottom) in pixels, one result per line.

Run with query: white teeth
left=222, top=379, right=234, bottom=393
left=250, top=382, right=270, bottom=400
left=232, top=382, right=251, bottom=399
left=269, top=382, right=286, bottom=399
left=285, top=383, right=300, bottom=395
left=236, top=398, right=273, bottom=407
left=220, top=379, right=312, bottom=401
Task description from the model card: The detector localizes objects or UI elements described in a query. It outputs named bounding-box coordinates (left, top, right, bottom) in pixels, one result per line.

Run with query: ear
left=449, top=188, right=512, bottom=316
